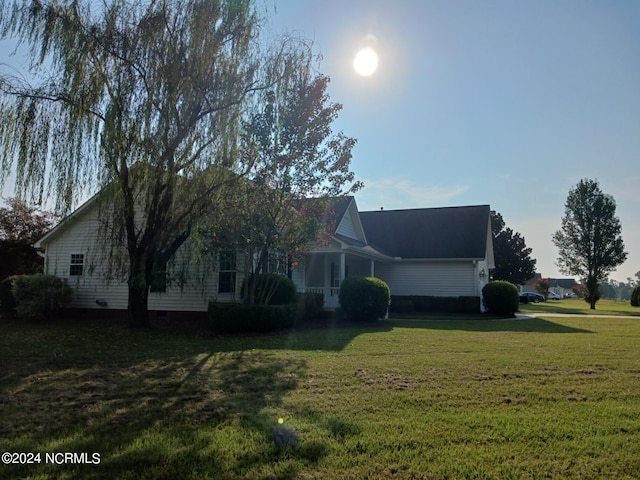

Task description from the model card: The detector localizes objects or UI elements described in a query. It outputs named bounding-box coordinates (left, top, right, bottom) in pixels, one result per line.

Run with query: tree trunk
left=127, top=258, right=151, bottom=328
left=128, top=282, right=150, bottom=328
left=586, top=276, right=598, bottom=310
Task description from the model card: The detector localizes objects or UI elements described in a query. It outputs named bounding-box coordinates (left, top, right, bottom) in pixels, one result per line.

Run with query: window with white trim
left=69, top=254, right=84, bottom=276
left=218, top=250, right=236, bottom=293
left=266, top=252, right=289, bottom=276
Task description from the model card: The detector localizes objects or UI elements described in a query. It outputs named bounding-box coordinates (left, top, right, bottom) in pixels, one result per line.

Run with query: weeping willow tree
left=0, top=0, right=310, bottom=327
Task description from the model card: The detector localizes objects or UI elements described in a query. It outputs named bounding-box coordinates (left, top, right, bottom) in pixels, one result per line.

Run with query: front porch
left=296, top=251, right=382, bottom=309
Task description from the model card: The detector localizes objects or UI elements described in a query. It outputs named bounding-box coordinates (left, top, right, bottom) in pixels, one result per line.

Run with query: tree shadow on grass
left=386, top=316, right=594, bottom=334
left=0, top=347, right=330, bottom=479
left=217, top=322, right=394, bottom=352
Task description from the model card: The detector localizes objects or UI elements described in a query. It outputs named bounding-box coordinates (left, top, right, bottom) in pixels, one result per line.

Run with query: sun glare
left=353, top=47, right=379, bottom=77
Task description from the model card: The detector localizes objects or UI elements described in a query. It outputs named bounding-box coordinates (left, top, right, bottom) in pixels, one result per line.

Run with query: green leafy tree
left=535, top=279, right=550, bottom=298
left=0, top=198, right=56, bottom=281
left=552, top=179, right=627, bottom=309
left=204, top=73, right=361, bottom=304
left=490, top=211, right=536, bottom=285
left=0, top=0, right=315, bottom=327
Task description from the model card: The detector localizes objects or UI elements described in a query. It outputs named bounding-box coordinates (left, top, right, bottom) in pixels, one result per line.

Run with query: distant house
left=521, top=274, right=579, bottom=297
left=35, top=195, right=495, bottom=317
left=520, top=274, right=542, bottom=292
left=548, top=278, right=579, bottom=297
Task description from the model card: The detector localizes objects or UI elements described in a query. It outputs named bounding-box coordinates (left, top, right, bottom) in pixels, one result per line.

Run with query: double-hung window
left=266, top=252, right=289, bottom=277
left=69, top=254, right=84, bottom=276
left=218, top=250, right=236, bottom=293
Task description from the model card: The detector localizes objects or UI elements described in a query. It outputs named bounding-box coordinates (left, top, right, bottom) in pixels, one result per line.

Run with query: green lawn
left=2, top=315, right=640, bottom=479
left=520, top=297, right=640, bottom=316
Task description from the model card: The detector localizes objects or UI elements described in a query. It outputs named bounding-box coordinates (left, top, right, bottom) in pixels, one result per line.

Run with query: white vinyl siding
left=44, top=206, right=129, bottom=309
left=336, top=212, right=358, bottom=239
left=42, top=203, right=224, bottom=312
left=375, top=261, right=476, bottom=297
left=335, top=201, right=368, bottom=244
left=291, top=264, right=305, bottom=291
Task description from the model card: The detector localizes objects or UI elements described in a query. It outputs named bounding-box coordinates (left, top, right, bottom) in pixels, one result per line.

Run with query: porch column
left=370, top=259, right=375, bottom=277
left=340, top=252, right=346, bottom=283
left=324, top=255, right=330, bottom=297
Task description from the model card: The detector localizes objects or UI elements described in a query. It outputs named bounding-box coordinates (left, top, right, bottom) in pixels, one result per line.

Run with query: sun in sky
left=353, top=46, right=379, bottom=76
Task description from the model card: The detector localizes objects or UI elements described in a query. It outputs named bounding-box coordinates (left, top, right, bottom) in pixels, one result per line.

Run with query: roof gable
left=34, top=191, right=101, bottom=248
left=334, top=197, right=367, bottom=245
left=359, top=205, right=491, bottom=259
left=548, top=278, right=579, bottom=289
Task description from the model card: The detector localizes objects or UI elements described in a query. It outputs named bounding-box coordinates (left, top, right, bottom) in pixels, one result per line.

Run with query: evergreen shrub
left=389, top=295, right=481, bottom=314
left=482, top=281, right=519, bottom=315
left=0, top=275, right=23, bottom=318
left=390, top=297, right=415, bottom=313
left=339, top=276, right=390, bottom=322
left=12, top=274, right=74, bottom=320
left=241, top=273, right=297, bottom=305
left=208, top=302, right=296, bottom=333
left=295, top=292, right=324, bottom=321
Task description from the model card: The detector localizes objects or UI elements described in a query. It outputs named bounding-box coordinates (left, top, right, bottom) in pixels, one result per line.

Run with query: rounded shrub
left=339, top=276, right=390, bottom=322
left=0, top=275, right=23, bottom=318
left=12, top=274, right=74, bottom=320
left=242, top=273, right=297, bottom=305
left=295, top=292, right=325, bottom=321
left=482, top=280, right=519, bottom=315
left=631, top=286, right=640, bottom=307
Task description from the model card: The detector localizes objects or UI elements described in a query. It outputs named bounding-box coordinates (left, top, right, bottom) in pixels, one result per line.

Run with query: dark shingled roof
left=327, top=196, right=353, bottom=229
left=359, top=205, right=491, bottom=259
left=298, top=196, right=353, bottom=231
left=548, top=278, right=579, bottom=289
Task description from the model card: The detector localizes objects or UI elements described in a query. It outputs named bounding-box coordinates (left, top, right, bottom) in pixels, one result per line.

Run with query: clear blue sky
left=266, top=0, right=640, bottom=282
left=1, top=0, right=638, bottom=282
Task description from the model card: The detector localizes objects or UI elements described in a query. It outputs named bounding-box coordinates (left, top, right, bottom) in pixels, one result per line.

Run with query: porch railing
left=304, top=286, right=340, bottom=309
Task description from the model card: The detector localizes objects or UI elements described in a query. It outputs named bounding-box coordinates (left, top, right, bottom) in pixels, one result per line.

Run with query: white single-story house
left=520, top=274, right=579, bottom=297
left=547, top=278, right=580, bottom=298
left=34, top=195, right=494, bottom=317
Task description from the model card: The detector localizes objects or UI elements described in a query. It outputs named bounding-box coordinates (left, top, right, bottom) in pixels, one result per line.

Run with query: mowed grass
left=520, top=297, right=640, bottom=316
left=1, top=315, right=640, bottom=479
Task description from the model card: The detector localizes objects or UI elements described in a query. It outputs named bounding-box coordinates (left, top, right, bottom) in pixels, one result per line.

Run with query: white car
left=547, top=292, right=561, bottom=300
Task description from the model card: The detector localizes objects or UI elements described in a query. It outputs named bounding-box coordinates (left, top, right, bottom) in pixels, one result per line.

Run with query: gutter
left=390, top=257, right=486, bottom=263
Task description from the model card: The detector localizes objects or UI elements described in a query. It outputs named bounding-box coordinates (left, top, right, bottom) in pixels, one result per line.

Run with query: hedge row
left=0, top=275, right=21, bottom=318
left=0, top=274, right=74, bottom=320
left=208, top=292, right=325, bottom=333
left=209, top=303, right=296, bottom=333
left=389, top=295, right=481, bottom=314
